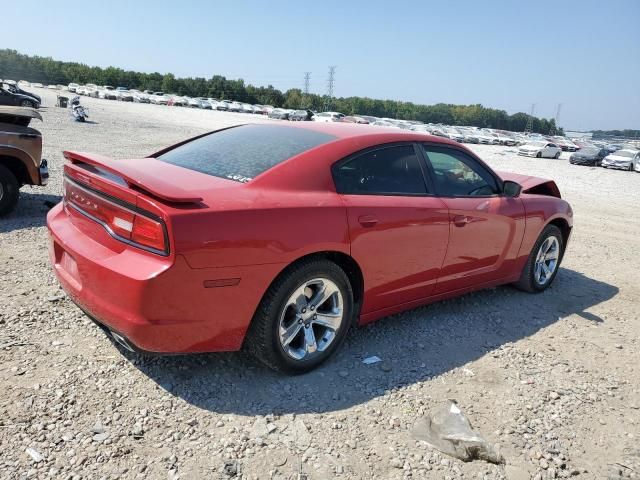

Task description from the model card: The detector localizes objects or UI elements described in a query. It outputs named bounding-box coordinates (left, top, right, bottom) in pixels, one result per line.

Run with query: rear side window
left=156, top=124, right=336, bottom=183
left=333, top=145, right=428, bottom=195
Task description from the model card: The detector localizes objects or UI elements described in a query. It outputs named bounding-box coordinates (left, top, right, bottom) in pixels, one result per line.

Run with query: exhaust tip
left=110, top=331, right=135, bottom=353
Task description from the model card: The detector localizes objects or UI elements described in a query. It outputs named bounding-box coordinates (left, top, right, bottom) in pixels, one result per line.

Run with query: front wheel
left=536, top=152, right=542, bottom=158
left=20, top=100, right=34, bottom=108
left=245, top=259, right=354, bottom=373
left=554, top=152, right=561, bottom=159
left=514, top=224, right=563, bottom=293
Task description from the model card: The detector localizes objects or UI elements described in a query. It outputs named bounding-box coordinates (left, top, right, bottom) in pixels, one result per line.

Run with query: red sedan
left=47, top=123, right=573, bottom=373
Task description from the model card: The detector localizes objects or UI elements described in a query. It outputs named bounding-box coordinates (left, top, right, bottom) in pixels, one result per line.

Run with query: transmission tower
left=303, top=72, right=311, bottom=108
left=524, top=103, right=536, bottom=134
left=549, top=103, right=562, bottom=135
left=324, top=66, right=336, bottom=111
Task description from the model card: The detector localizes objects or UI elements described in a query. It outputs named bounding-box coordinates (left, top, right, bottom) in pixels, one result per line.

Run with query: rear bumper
left=47, top=203, right=283, bottom=353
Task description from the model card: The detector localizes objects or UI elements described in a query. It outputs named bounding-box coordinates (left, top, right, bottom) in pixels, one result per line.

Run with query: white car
left=68, top=83, right=79, bottom=93
left=32, top=83, right=43, bottom=88
left=444, top=128, right=464, bottom=142
left=601, top=149, right=640, bottom=171
left=313, top=112, right=345, bottom=123
left=99, top=86, right=117, bottom=100
left=518, top=141, right=562, bottom=159
left=240, top=103, right=255, bottom=114
left=150, top=92, right=169, bottom=105
left=133, top=91, right=150, bottom=103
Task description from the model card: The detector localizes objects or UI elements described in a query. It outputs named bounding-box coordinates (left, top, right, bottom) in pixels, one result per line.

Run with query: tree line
left=1, top=49, right=561, bottom=134
left=591, top=129, right=640, bottom=140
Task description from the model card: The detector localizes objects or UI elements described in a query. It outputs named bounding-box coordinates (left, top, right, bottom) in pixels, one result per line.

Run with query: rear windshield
left=156, top=124, right=336, bottom=183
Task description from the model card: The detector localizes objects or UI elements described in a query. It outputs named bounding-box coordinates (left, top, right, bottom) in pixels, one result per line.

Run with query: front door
left=419, top=144, right=526, bottom=294
left=334, top=143, right=450, bottom=314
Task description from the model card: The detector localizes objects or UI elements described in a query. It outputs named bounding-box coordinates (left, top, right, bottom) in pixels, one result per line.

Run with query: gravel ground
left=1, top=88, right=638, bottom=480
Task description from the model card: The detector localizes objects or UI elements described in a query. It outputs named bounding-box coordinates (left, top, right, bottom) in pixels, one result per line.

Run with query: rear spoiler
left=63, top=151, right=203, bottom=204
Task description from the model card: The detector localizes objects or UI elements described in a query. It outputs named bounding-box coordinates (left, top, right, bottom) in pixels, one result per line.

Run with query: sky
left=3, top=0, right=639, bottom=130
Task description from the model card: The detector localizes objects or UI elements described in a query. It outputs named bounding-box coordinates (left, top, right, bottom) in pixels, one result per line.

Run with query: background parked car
left=601, top=149, right=640, bottom=171
left=0, top=83, right=41, bottom=108
left=0, top=106, right=48, bottom=215
left=518, top=141, right=562, bottom=158
left=99, top=86, right=117, bottom=100
left=313, top=112, right=345, bottom=122
left=290, top=109, right=314, bottom=121
left=569, top=147, right=607, bottom=166
left=268, top=108, right=290, bottom=120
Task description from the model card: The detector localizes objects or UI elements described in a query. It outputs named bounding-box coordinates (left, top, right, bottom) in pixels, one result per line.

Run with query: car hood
left=496, top=171, right=561, bottom=198
left=604, top=154, right=632, bottom=162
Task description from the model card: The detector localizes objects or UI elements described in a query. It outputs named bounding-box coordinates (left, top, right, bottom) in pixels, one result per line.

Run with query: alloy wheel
left=278, top=277, right=344, bottom=361
left=534, top=236, right=560, bottom=286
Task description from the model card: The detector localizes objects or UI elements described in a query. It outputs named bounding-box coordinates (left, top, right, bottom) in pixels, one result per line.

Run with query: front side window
left=333, top=145, right=428, bottom=195
left=421, top=145, right=499, bottom=197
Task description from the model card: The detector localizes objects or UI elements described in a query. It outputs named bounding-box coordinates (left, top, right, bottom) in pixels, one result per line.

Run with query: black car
left=569, top=147, right=607, bottom=166
left=289, top=109, right=314, bottom=121
left=0, top=83, right=40, bottom=108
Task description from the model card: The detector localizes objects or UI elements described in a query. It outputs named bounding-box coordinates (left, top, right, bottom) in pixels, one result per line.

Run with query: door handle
left=358, top=215, right=378, bottom=228
left=453, top=215, right=470, bottom=227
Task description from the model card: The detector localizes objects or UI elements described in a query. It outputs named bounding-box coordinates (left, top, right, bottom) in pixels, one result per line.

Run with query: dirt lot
left=1, top=88, right=638, bottom=480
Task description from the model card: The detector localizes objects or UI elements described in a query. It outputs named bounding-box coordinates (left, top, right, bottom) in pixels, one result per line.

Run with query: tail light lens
left=63, top=177, right=168, bottom=255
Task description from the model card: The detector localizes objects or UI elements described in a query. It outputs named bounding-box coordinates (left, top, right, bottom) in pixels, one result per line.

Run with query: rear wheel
left=0, top=164, right=20, bottom=216
left=245, top=259, right=354, bottom=373
left=514, top=224, right=563, bottom=293
left=554, top=151, right=561, bottom=159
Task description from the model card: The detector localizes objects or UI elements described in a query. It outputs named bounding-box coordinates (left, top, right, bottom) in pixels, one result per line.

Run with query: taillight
left=63, top=177, right=168, bottom=255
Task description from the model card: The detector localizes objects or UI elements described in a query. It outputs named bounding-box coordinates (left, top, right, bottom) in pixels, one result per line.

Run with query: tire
left=245, top=259, right=354, bottom=374
left=20, top=100, right=34, bottom=108
left=0, top=164, right=20, bottom=216
left=554, top=152, right=561, bottom=159
left=629, top=163, right=634, bottom=172
left=514, top=224, right=563, bottom=293
left=536, top=152, right=542, bottom=158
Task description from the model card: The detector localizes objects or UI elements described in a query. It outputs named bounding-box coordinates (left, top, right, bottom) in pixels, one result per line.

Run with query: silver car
left=601, top=149, right=640, bottom=171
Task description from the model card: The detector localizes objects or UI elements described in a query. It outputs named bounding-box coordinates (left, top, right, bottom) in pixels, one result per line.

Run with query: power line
left=550, top=103, right=562, bottom=135
left=324, top=66, right=336, bottom=111
left=524, top=103, right=535, bottom=134
left=303, top=72, right=311, bottom=96
left=303, top=72, right=311, bottom=108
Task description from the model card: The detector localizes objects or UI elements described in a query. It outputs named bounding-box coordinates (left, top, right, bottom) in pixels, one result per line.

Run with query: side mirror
left=503, top=180, right=522, bottom=198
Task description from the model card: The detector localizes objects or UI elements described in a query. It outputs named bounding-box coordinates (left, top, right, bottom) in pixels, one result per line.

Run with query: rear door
left=419, top=144, right=526, bottom=294
left=334, top=143, right=450, bottom=314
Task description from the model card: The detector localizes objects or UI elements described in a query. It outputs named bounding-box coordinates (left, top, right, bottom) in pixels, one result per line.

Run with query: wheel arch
left=547, top=217, right=571, bottom=263
left=252, top=250, right=365, bottom=328
left=0, top=154, right=31, bottom=186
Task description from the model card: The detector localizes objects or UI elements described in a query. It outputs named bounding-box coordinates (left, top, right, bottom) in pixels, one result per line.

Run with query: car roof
left=272, top=121, right=460, bottom=145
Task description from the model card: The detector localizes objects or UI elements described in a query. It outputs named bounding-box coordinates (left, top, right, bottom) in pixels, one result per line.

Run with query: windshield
left=579, top=148, right=599, bottom=155
left=614, top=150, right=636, bottom=158
left=156, top=124, right=336, bottom=183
